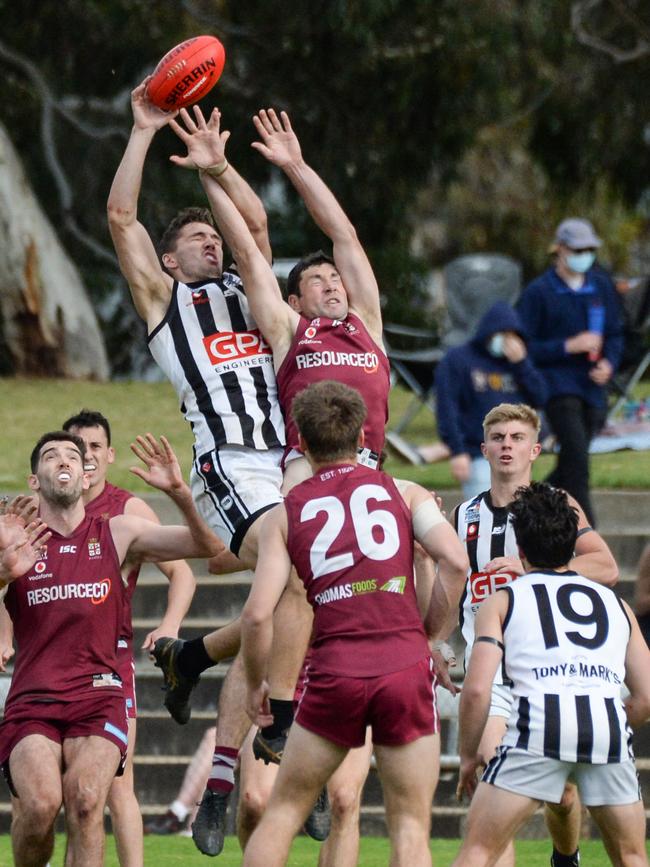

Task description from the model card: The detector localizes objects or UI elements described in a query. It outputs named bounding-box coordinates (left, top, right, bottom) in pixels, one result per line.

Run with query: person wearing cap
left=516, top=218, right=624, bottom=525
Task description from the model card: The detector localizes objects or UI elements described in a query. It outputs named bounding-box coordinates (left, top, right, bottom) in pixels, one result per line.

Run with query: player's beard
left=40, top=476, right=83, bottom=508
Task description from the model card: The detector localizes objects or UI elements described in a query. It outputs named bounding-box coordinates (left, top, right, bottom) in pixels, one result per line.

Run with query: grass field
left=0, top=377, right=648, bottom=493
left=0, top=834, right=646, bottom=865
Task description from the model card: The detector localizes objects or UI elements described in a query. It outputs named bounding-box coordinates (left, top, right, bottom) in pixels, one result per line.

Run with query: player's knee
left=63, top=781, right=106, bottom=824
left=550, top=783, right=579, bottom=816
left=15, top=790, right=60, bottom=831
left=328, top=782, right=361, bottom=827
left=238, top=785, right=270, bottom=831
left=106, top=779, right=137, bottom=817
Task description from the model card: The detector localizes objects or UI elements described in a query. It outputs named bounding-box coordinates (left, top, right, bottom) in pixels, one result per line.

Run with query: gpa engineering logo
left=203, top=329, right=272, bottom=372
left=469, top=570, right=517, bottom=604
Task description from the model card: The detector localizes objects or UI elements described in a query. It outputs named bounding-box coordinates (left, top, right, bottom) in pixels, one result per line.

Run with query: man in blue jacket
left=435, top=301, right=547, bottom=499
left=516, top=218, right=624, bottom=525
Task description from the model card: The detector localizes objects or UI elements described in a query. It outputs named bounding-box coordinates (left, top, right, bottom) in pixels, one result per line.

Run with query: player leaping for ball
left=159, top=103, right=405, bottom=859
left=108, top=80, right=290, bottom=857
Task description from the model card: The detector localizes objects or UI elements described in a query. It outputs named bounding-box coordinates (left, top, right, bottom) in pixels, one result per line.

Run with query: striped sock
left=206, top=746, right=239, bottom=794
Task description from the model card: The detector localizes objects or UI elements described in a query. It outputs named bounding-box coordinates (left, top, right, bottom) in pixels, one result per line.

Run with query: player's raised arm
left=168, top=108, right=296, bottom=356
left=107, top=78, right=174, bottom=329
left=169, top=106, right=272, bottom=263
left=252, top=109, right=382, bottom=342
left=111, top=434, right=224, bottom=563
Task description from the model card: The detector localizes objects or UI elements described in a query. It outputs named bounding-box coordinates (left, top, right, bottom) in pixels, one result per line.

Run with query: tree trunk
left=0, top=123, right=109, bottom=380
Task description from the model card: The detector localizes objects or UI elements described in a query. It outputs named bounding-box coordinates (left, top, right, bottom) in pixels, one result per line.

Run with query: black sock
left=176, top=637, right=214, bottom=679
left=261, top=699, right=294, bottom=738
left=551, top=848, right=580, bottom=867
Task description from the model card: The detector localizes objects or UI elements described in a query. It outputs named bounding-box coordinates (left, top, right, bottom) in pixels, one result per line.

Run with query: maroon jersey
left=276, top=313, right=390, bottom=463
left=285, top=463, right=429, bottom=677
left=85, top=483, right=140, bottom=648
left=4, top=515, right=124, bottom=706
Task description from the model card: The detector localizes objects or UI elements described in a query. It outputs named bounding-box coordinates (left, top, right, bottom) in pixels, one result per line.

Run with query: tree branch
left=571, top=0, right=650, bottom=62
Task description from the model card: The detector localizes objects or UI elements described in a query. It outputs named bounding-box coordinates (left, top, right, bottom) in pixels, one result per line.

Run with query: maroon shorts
left=295, top=655, right=439, bottom=749
left=293, top=651, right=313, bottom=709
left=116, top=641, right=137, bottom=719
left=0, top=692, right=128, bottom=793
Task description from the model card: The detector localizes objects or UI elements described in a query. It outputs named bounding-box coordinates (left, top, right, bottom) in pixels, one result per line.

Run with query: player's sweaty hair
left=30, top=431, right=86, bottom=473
left=292, top=380, right=367, bottom=464
left=63, top=409, right=112, bottom=445
left=159, top=207, right=219, bottom=257
left=286, top=251, right=336, bottom=300
left=483, top=403, right=540, bottom=439
left=510, top=481, right=578, bottom=569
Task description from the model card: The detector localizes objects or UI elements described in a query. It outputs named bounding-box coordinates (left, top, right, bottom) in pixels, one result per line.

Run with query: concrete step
left=140, top=489, right=650, bottom=536
left=131, top=570, right=252, bottom=622
left=134, top=667, right=226, bottom=714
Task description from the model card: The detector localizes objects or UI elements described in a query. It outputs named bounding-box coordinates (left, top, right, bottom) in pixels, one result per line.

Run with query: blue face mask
left=566, top=251, right=596, bottom=273
left=488, top=333, right=505, bottom=357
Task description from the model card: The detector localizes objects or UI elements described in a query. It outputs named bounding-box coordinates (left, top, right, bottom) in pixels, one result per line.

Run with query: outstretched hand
left=0, top=496, right=41, bottom=551
left=252, top=109, right=302, bottom=168
left=131, top=77, right=178, bottom=131
left=130, top=434, right=184, bottom=494
left=0, top=517, right=51, bottom=586
left=169, top=105, right=230, bottom=171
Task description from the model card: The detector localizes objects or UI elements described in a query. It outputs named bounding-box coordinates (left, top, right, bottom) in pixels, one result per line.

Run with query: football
left=147, top=35, right=225, bottom=111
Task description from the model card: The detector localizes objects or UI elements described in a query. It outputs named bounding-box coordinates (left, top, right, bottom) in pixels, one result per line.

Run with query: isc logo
left=470, top=570, right=517, bottom=603
left=203, top=330, right=271, bottom=364
left=59, top=545, right=77, bottom=554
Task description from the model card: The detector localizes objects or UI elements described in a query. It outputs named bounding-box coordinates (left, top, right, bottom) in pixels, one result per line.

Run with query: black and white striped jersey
left=501, top=570, right=633, bottom=763
left=148, top=270, right=285, bottom=455
left=455, top=491, right=519, bottom=682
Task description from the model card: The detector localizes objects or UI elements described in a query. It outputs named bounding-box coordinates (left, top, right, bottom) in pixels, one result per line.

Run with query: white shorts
left=483, top=745, right=642, bottom=806
left=489, top=682, right=514, bottom=719
left=191, top=446, right=284, bottom=554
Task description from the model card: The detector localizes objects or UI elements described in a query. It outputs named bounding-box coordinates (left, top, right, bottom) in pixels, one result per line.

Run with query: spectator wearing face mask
left=429, top=300, right=547, bottom=499
left=516, top=218, right=624, bottom=526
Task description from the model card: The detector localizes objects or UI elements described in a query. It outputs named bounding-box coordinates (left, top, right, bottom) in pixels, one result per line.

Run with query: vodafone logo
left=203, top=330, right=272, bottom=366
left=469, top=570, right=517, bottom=604
left=35, top=561, right=46, bottom=574
left=304, top=326, right=317, bottom=339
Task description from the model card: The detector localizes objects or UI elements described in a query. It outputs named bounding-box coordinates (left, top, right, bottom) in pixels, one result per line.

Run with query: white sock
left=170, top=799, right=189, bottom=821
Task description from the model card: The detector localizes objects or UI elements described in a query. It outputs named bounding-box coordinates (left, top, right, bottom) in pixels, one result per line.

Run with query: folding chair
left=383, top=323, right=443, bottom=435
left=383, top=254, right=523, bottom=443
left=442, top=253, right=522, bottom=348
left=607, top=276, right=650, bottom=420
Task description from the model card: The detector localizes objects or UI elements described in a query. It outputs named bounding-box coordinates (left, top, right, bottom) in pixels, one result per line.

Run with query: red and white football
left=147, top=35, right=225, bottom=111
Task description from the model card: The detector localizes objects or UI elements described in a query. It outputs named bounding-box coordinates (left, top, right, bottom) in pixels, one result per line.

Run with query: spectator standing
left=516, top=218, right=624, bottom=524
